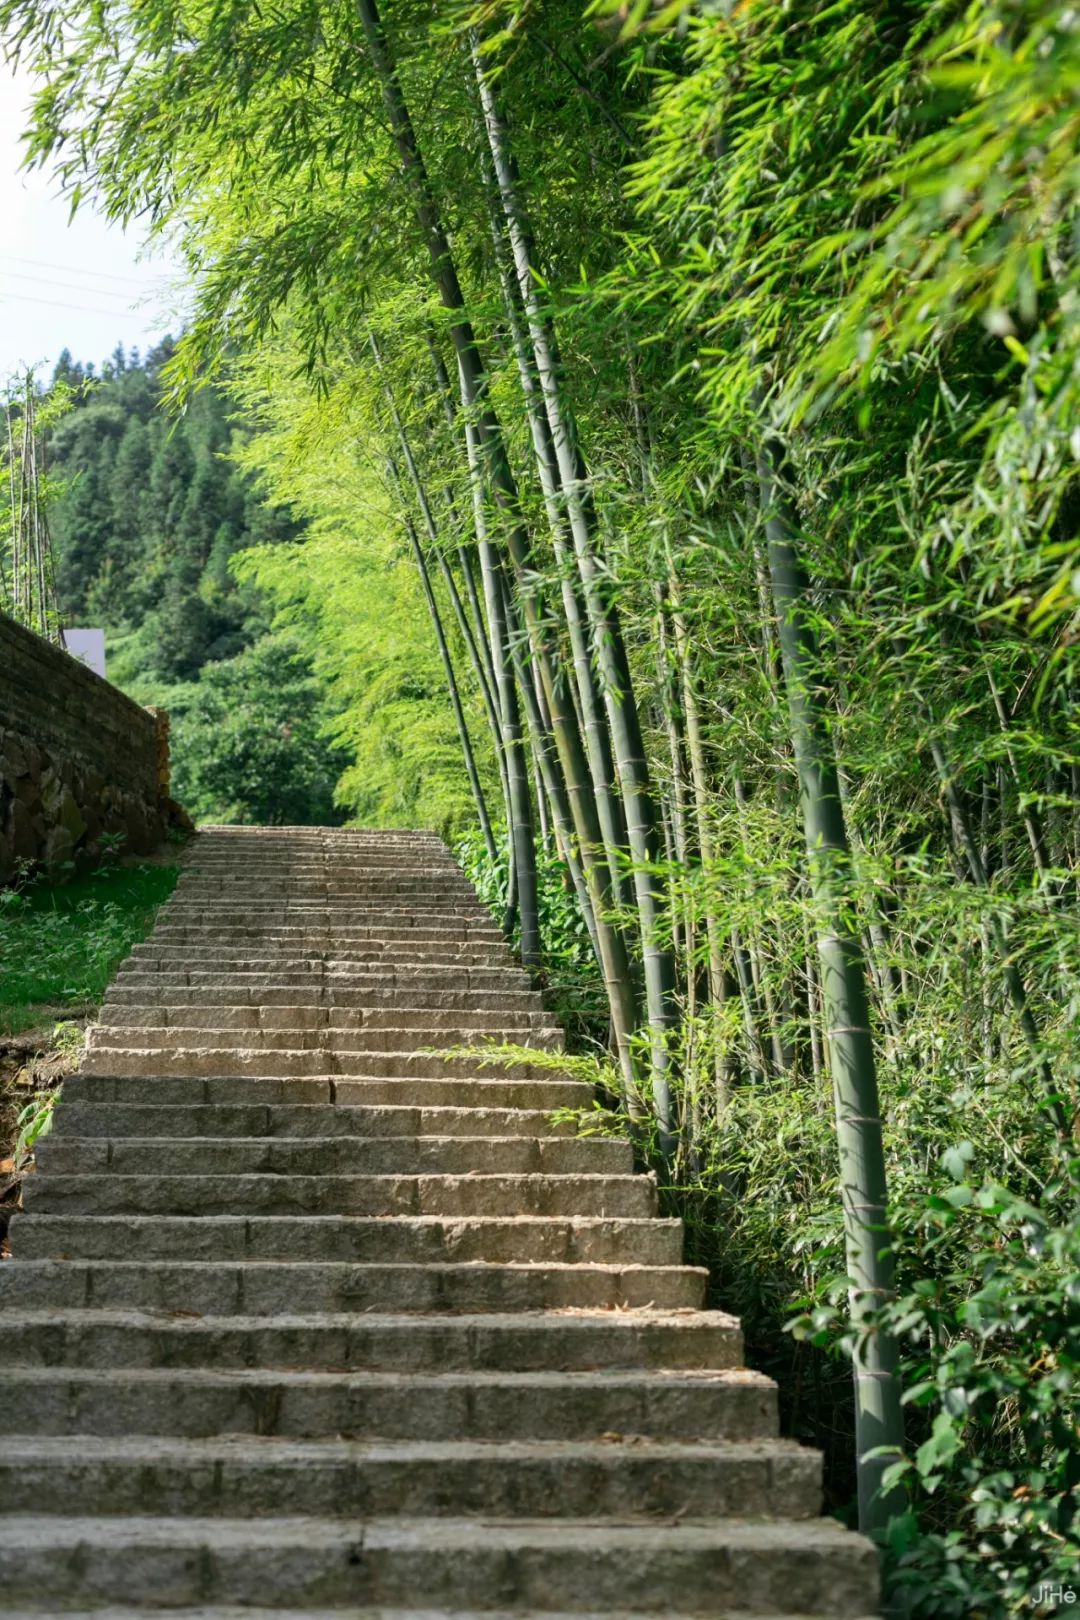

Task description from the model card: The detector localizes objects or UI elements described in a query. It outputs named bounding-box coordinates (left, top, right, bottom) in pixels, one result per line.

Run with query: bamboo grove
left=3, top=1, right=1079, bottom=1609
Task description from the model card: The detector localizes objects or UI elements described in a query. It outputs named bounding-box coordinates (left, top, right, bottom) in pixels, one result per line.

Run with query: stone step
left=172, top=874, right=475, bottom=886
left=78, top=1049, right=576, bottom=1080
left=98, top=1005, right=553, bottom=1033
left=189, top=847, right=454, bottom=858
left=115, top=963, right=533, bottom=989
left=152, top=926, right=511, bottom=946
left=170, top=902, right=484, bottom=915
left=2, top=1308, right=743, bottom=1373
left=9, top=1214, right=685, bottom=1265
left=0, top=1259, right=706, bottom=1314
left=163, top=907, right=498, bottom=933
left=156, top=931, right=507, bottom=951
left=178, top=855, right=466, bottom=864
left=50, top=1103, right=586, bottom=1141
left=137, top=941, right=514, bottom=965
left=121, top=952, right=527, bottom=978
left=190, top=844, right=453, bottom=855
left=103, top=985, right=546, bottom=1012
left=22, top=1171, right=656, bottom=1219
left=3, top=1365, right=778, bottom=1441
left=175, top=882, right=477, bottom=893
left=88, top=1026, right=564, bottom=1054
left=61, top=1074, right=595, bottom=1110
left=35, top=1134, right=632, bottom=1178
left=179, top=876, right=472, bottom=885
left=187, top=853, right=456, bottom=861
left=0, top=1435, right=820, bottom=1522
left=0, top=1515, right=880, bottom=1614
left=131, top=933, right=512, bottom=952
left=171, top=873, right=476, bottom=885
left=125, top=947, right=518, bottom=969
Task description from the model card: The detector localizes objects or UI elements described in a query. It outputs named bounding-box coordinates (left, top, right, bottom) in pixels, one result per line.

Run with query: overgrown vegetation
left=4, top=0, right=1079, bottom=1609
left=0, top=857, right=179, bottom=1221
left=0, top=860, right=179, bottom=1035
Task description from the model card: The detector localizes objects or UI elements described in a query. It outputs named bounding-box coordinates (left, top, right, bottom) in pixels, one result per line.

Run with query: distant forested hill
left=47, top=343, right=346, bottom=826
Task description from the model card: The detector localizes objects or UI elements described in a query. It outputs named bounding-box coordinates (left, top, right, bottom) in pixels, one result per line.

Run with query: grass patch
left=0, top=862, right=180, bottom=1036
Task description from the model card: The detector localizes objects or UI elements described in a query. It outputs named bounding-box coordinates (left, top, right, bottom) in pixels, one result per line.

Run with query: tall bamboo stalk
left=756, top=430, right=903, bottom=1536
left=477, top=127, right=636, bottom=924
left=428, top=329, right=642, bottom=1095
left=371, top=337, right=500, bottom=867
left=458, top=407, right=541, bottom=967
left=472, top=42, right=675, bottom=1138
left=391, top=466, right=499, bottom=865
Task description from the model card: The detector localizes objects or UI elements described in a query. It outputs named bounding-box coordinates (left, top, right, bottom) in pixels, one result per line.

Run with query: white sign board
left=62, top=627, right=107, bottom=679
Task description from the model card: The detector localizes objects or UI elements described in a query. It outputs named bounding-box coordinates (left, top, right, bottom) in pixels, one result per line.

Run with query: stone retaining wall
left=0, top=612, right=172, bottom=881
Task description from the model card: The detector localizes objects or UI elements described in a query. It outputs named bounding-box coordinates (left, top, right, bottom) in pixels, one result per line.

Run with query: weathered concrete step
left=0, top=1515, right=880, bottom=1614
left=23, top=1171, right=655, bottom=1219
left=121, top=952, right=527, bottom=978
left=128, top=939, right=515, bottom=957
left=104, top=985, right=546, bottom=1012
left=114, top=963, right=533, bottom=990
left=0, top=1436, right=820, bottom=1522
left=179, top=869, right=468, bottom=883
left=149, top=917, right=497, bottom=933
left=36, top=1134, right=632, bottom=1178
left=3, top=1365, right=778, bottom=1441
left=132, top=932, right=511, bottom=951
left=189, top=847, right=454, bottom=858
left=191, top=844, right=453, bottom=856
left=149, top=926, right=506, bottom=945
left=51, top=1103, right=585, bottom=1142
left=168, top=897, right=483, bottom=913
left=150, top=936, right=508, bottom=958
left=179, top=880, right=471, bottom=887
left=187, top=852, right=455, bottom=861
left=0, top=1259, right=702, bottom=1314
left=98, top=1005, right=554, bottom=1034
left=171, top=892, right=479, bottom=905
left=181, top=862, right=462, bottom=872
left=78, top=1049, right=575, bottom=1080
left=165, top=906, right=494, bottom=924
left=10, top=1213, right=681, bottom=1265
left=62, top=1074, right=594, bottom=1110
left=3, top=1308, right=743, bottom=1372
left=88, top=1026, right=563, bottom=1054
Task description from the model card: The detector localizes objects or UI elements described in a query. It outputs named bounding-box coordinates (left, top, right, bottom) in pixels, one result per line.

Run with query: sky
left=0, top=61, right=188, bottom=385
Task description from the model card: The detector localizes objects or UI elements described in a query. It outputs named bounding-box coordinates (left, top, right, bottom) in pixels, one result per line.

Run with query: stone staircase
left=0, top=826, right=880, bottom=1618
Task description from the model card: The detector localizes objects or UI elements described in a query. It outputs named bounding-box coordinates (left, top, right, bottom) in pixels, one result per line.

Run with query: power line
left=0, top=252, right=169, bottom=288
left=0, top=268, right=137, bottom=303
left=0, top=289, right=163, bottom=318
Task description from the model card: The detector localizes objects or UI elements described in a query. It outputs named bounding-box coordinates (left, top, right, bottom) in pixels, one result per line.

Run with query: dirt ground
left=0, top=1013, right=91, bottom=1249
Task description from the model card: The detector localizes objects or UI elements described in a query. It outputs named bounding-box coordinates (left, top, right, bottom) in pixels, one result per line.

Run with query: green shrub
left=456, top=829, right=608, bottom=1048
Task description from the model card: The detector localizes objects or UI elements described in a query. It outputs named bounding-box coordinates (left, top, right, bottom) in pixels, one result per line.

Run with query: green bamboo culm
left=756, top=433, right=904, bottom=1536
left=473, top=39, right=677, bottom=1145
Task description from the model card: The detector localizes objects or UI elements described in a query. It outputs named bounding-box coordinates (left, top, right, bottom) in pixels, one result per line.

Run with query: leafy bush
left=876, top=1177, right=1080, bottom=1619
left=456, top=829, right=608, bottom=1047
left=14, top=1084, right=61, bottom=1170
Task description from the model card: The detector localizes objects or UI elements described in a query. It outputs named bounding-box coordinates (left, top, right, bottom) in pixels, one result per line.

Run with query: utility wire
left=0, top=289, right=156, bottom=317
left=0, top=269, right=137, bottom=302
left=0, top=253, right=163, bottom=287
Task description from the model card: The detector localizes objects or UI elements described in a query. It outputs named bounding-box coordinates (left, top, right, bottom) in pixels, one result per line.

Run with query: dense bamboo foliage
left=5, top=1, right=1079, bottom=1608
